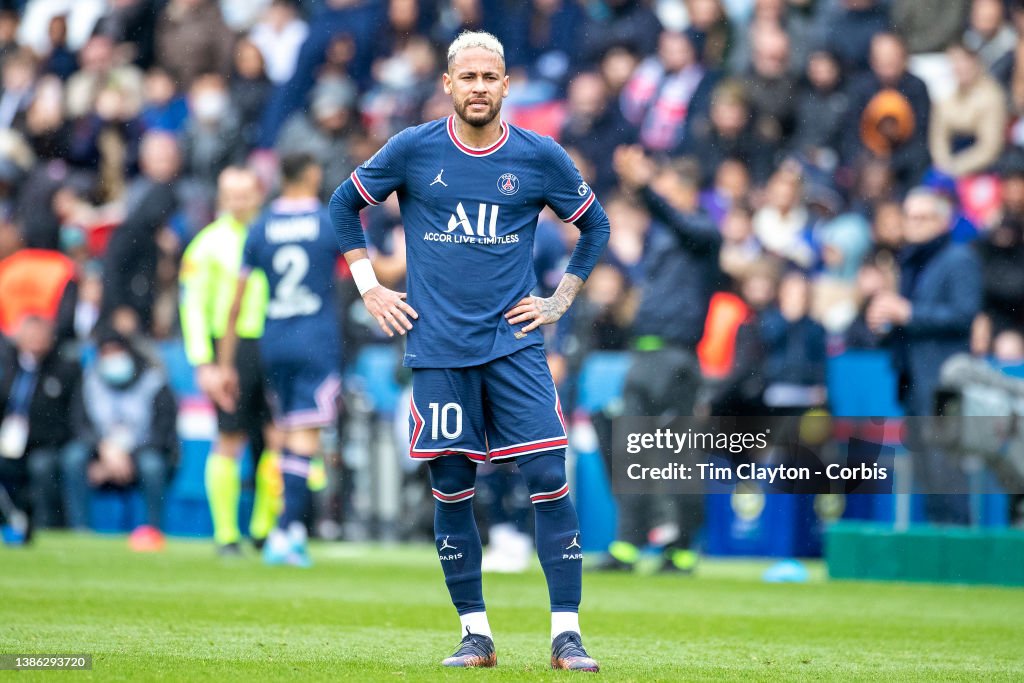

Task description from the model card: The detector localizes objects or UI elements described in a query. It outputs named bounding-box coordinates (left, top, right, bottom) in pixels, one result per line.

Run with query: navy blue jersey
left=350, top=116, right=599, bottom=368
left=242, top=197, right=341, bottom=365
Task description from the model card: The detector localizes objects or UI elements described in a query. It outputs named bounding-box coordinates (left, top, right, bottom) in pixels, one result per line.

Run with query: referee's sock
left=248, top=450, right=281, bottom=542
left=205, top=452, right=240, bottom=546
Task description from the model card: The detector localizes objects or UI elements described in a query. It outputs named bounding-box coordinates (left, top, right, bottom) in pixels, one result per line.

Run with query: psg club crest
left=497, top=173, right=519, bottom=196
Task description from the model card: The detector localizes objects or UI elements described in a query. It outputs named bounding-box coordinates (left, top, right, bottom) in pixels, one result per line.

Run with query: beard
left=453, top=95, right=501, bottom=127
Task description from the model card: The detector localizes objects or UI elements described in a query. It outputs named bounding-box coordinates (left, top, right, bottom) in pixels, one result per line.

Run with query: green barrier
left=825, top=522, right=1024, bottom=587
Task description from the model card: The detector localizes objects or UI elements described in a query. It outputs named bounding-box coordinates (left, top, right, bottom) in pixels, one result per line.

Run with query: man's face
left=658, top=32, right=694, bottom=73
left=443, top=47, right=508, bottom=128
left=219, top=171, right=263, bottom=223
left=870, top=36, right=906, bottom=85
left=1002, top=176, right=1024, bottom=214
left=141, top=134, right=181, bottom=183
left=971, top=0, right=1004, bottom=37
left=903, top=195, right=948, bottom=243
left=567, top=73, right=606, bottom=119
left=16, top=317, right=54, bottom=359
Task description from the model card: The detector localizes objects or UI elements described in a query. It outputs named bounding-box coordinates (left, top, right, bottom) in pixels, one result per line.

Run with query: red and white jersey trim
left=447, top=116, right=510, bottom=157
left=350, top=170, right=381, bottom=206
left=560, top=192, right=595, bottom=224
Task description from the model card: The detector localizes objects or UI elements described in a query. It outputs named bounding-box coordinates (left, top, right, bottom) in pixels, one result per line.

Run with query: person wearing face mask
left=64, top=326, right=177, bottom=551
left=181, top=73, right=246, bottom=191
left=0, top=314, right=85, bottom=543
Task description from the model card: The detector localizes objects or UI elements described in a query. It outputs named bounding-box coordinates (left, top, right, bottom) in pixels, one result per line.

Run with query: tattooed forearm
left=542, top=273, right=584, bottom=319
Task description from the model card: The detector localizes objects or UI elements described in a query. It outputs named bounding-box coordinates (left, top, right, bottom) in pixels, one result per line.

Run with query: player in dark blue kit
left=330, top=32, right=610, bottom=672
left=216, top=154, right=341, bottom=568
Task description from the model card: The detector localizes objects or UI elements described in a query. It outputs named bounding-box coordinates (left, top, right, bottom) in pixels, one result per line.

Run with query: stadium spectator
left=64, top=34, right=143, bottom=120
left=0, top=11, right=18, bottom=65
left=813, top=212, right=873, bottom=332
left=248, top=0, right=308, bottom=86
left=39, top=14, right=76, bottom=81
left=579, top=0, right=662, bottom=65
left=276, top=77, right=358, bottom=198
left=181, top=74, right=246, bottom=189
left=16, top=0, right=105, bottom=57
left=845, top=32, right=932, bottom=192
left=822, top=0, right=890, bottom=76
left=739, top=21, right=797, bottom=148
left=929, top=42, right=1007, bottom=178
left=154, top=0, right=233, bottom=90
left=559, top=72, right=634, bottom=197
left=621, top=29, right=710, bottom=153
left=963, top=0, right=1018, bottom=70
left=685, top=79, right=774, bottom=186
left=976, top=214, right=1024, bottom=335
left=67, top=76, right=145, bottom=202
left=760, top=269, right=827, bottom=411
left=891, top=0, right=969, bottom=56
left=220, top=0, right=272, bottom=32
left=230, top=40, right=272, bottom=151
left=601, top=144, right=720, bottom=573
left=792, top=49, right=848, bottom=168
left=685, top=0, right=733, bottom=70
left=991, top=2, right=1024, bottom=87
left=701, top=156, right=751, bottom=222
left=101, top=131, right=179, bottom=333
left=0, top=247, right=77, bottom=342
left=0, top=314, right=85, bottom=532
left=255, top=0, right=380, bottom=148
left=63, top=326, right=176, bottom=551
left=706, top=258, right=781, bottom=416
left=867, top=188, right=982, bottom=523
left=140, top=67, right=189, bottom=133
left=753, top=161, right=816, bottom=269
left=499, top=0, right=581, bottom=83
left=718, top=201, right=763, bottom=280
left=0, top=49, right=34, bottom=129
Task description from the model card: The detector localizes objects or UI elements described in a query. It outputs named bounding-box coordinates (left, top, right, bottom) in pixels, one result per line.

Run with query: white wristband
left=350, top=258, right=380, bottom=296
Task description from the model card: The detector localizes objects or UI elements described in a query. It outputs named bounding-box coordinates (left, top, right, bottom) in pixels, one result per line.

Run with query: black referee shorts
left=213, top=337, right=271, bottom=440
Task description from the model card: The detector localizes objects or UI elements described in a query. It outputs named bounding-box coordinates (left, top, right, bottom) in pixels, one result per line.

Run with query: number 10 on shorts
left=429, top=402, right=463, bottom=440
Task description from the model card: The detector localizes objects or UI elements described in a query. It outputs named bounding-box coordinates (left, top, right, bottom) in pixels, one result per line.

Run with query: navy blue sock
left=519, top=451, right=581, bottom=613
left=428, top=456, right=484, bottom=615
left=278, top=450, right=311, bottom=530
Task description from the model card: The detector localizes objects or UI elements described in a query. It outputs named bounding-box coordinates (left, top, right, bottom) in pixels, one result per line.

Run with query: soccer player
left=179, top=167, right=282, bottom=556
left=329, top=31, right=610, bottom=672
left=215, top=153, right=342, bottom=568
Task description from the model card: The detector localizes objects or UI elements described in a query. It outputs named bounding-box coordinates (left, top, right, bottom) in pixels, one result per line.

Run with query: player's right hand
left=362, top=286, right=418, bottom=338
left=210, top=365, right=240, bottom=414
left=196, top=363, right=221, bottom=398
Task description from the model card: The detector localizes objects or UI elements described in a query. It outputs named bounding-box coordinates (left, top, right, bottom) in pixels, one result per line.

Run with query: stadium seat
left=575, top=352, right=630, bottom=413
left=826, top=351, right=904, bottom=417
left=348, top=344, right=402, bottom=415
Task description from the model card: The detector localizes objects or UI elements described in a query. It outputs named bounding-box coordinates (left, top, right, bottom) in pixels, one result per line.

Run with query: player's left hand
left=505, top=295, right=568, bottom=334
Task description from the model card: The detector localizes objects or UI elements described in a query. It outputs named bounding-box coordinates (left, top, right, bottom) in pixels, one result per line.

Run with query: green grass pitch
left=2, top=533, right=1024, bottom=681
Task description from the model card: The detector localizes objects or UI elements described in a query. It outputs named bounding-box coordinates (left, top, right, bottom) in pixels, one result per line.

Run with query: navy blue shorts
left=264, top=359, right=341, bottom=429
left=409, top=346, right=567, bottom=463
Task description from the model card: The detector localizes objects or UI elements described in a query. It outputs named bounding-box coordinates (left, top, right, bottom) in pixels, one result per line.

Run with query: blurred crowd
left=3, top=0, right=1024, bottom=541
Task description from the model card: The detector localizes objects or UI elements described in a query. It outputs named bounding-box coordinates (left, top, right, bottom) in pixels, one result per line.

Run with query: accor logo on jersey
left=497, top=173, right=519, bottom=196
left=423, top=202, right=520, bottom=246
